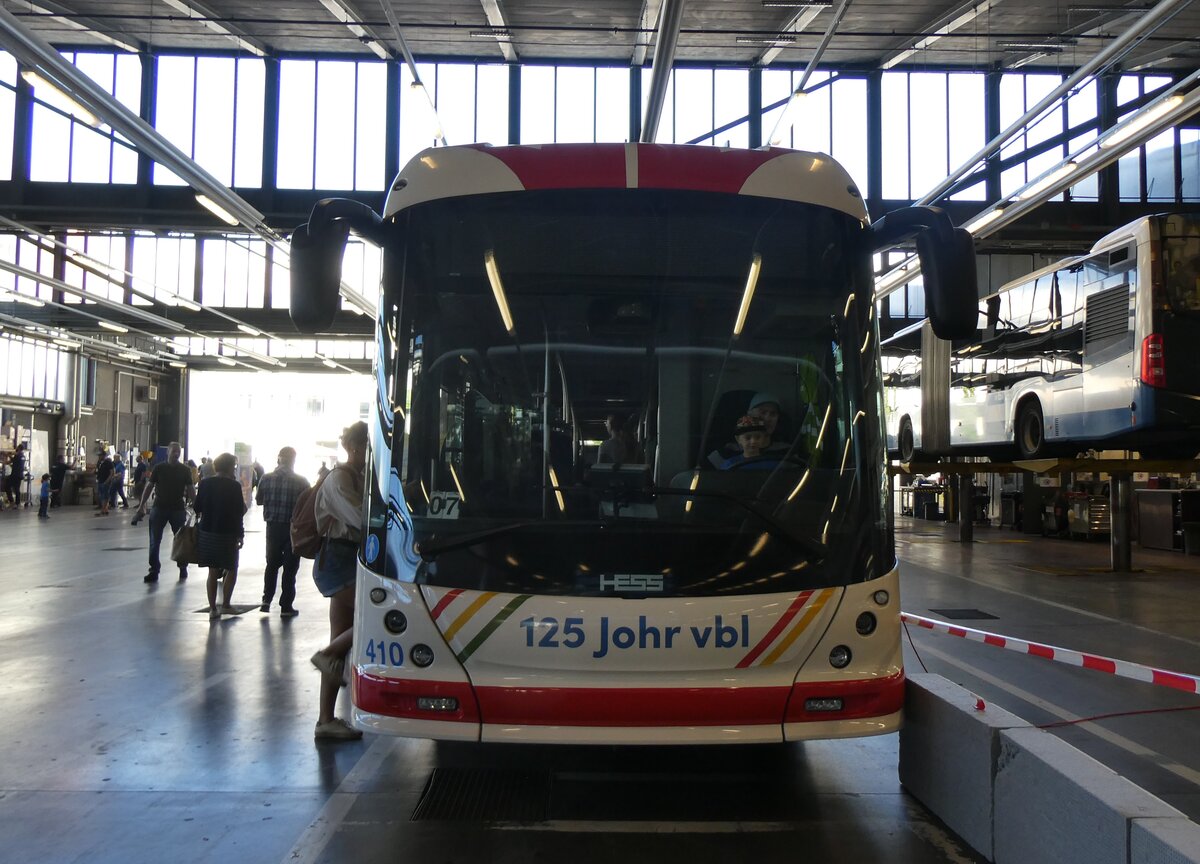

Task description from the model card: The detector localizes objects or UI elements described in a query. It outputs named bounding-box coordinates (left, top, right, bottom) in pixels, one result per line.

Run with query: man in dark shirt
left=95, top=452, right=114, bottom=516
left=255, top=446, right=310, bottom=616
left=136, top=441, right=196, bottom=583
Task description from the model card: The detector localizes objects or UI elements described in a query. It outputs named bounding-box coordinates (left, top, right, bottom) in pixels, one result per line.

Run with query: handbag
left=170, top=512, right=198, bottom=564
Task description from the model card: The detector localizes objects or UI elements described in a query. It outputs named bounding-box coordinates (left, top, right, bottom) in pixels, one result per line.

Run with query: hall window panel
left=1182, top=129, right=1199, bottom=202
left=14, top=236, right=52, bottom=302
left=398, top=62, right=439, bottom=167
left=32, top=343, right=47, bottom=400
left=437, top=63, right=477, bottom=146
left=673, top=68, right=714, bottom=145
left=1144, top=128, right=1176, bottom=202
left=231, top=59, right=264, bottom=188
left=712, top=69, right=748, bottom=148
left=520, top=65, right=555, bottom=144
left=20, top=340, right=35, bottom=396
left=761, top=69, right=792, bottom=147
left=830, top=77, right=867, bottom=200
left=277, top=59, right=317, bottom=189
left=793, top=71, right=832, bottom=155
left=595, top=67, right=629, bottom=144
left=200, top=238, right=228, bottom=306
left=0, top=53, right=16, bottom=182
left=64, top=233, right=127, bottom=303
left=947, top=74, right=985, bottom=201
left=880, top=73, right=910, bottom=199
left=29, top=52, right=140, bottom=184
left=556, top=66, right=595, bottom=143
left=1066, top=79, right=1099, bottom=201
left=131, top=233, right=197, bottom=307
left=1025, top=75, right=1066, bottom=201
left=314, top=61, right=357, bottom=190
left=152, top=56, right=194, bottom=186
left=271, top=256, right=290, bottom=310
left=341, top=240, right=382, bottom=307
left=352, top=62, right=386, bottom=191
left=194, top=57, right=237, bottom=186
left=476, top=64, right=509, bottom=145
left=4, top=337, right=19, bottom=396
left=907, top=73, right=949, bottom=201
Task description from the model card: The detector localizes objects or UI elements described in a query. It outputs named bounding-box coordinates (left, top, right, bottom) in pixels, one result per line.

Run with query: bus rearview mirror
left=918, top=226, right=978, bottom=341
left=289, top=219, right=349, bottom=333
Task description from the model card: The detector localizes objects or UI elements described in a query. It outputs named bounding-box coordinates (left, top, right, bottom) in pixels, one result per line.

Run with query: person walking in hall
left=131, top=454, right=149, bottom=504
left=109, top=453, right=128, bottom=509
left=194, top=452, right=247, bottom=620
left=135, top=442, right=194, bottom=583
left=309, top=421, right=368, bottom=741
left=95, top=450, right=114, bottom=516
left=255, top=446, right=310, bottom=616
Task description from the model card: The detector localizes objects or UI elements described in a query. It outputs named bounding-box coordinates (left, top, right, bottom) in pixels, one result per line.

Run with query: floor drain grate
left=928, top=608, right=998, bottom=620
left=411, top=768, right=550, bottom=822
left=102, top=546, right=143, bottom=551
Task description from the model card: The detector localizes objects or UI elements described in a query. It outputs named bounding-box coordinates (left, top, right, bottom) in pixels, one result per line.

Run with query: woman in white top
left=309, top=421, right=367, bottom=741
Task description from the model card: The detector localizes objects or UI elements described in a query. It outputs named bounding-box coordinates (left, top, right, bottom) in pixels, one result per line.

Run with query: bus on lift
left=887, top=213, right=1200, bottom=463
left=290, top=143, right=976, bottom=745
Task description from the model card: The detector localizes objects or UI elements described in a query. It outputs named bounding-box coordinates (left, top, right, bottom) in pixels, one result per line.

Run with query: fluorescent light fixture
left=236, top=323, right=260, bottom=336
left=118, top=351, right=141, bottom=361
left=169, top=361, right=187, bottom=368
left=733, top=254, right=763, bottom=337
left=195, top=193, right=240, bottom=227
left=964, top=206, right=1008, bottom=235
left=736, top=35, right=796, bottom=44
left=20, top=69, right=101, bottom=127
left=1069, top=4, right=1150, bottom=11
left=216, top=355, right=237, bottom=367
left=98, top=320, right=129, bottom=333
left=762, top=0, right=832, bottom=6
left=483, top=250, right=515, bottom=334
left=1101, top=95, right=1184, bottom=149
left=53, top=338, right=79, bottom=349
left=322, top=358, right=339, bottom=369
left=997, top=42, right=1068, bottom=51
left=882, top=0, right=997, bottom=70
left=173, top=296, right=202, bottom=312
left=1017, top=160, right=1079, bottom=200
left=470, top=29, right=511, bottom=38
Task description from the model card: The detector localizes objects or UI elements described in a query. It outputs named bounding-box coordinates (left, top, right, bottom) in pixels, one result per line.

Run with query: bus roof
left=990, top=254, right=1087, bottom=300
left=382, top=143, right=869, bottom=223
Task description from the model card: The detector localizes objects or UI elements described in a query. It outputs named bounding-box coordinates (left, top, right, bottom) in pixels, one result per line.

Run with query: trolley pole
left=1110, top=471, right=1133, bottom=573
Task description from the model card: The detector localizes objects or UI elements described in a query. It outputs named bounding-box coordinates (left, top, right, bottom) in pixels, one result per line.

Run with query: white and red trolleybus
left=289, top=142, right=977, bottom=744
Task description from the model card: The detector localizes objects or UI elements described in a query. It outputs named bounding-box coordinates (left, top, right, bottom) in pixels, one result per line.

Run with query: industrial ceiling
left=3, top=0, right=1198, bottom=73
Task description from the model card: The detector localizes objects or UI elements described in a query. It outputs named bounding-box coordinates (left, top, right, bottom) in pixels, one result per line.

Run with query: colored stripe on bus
left=736, top=590, right=813, bottom=669
left=455, top=594, right=533, bottom=665
left=429, top=588, right=464, bottom=621
left=759, top=589, right=834, bottom=667
left=443, top=591, right=498, bottom=641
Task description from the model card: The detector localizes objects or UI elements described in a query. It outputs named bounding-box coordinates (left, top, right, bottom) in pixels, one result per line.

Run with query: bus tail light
left=785, top=671, right=905, bottom=722
left=1141, top=334, right=1166, bottom=389
left=354, top=671, right=480, bottom=722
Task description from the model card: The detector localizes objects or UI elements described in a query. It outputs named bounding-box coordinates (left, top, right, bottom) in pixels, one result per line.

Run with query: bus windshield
left=378, top=189, right=891, bottom=597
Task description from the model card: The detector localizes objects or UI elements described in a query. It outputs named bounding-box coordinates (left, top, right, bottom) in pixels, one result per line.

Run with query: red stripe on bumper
left=356, top=670, right=906, bottom=728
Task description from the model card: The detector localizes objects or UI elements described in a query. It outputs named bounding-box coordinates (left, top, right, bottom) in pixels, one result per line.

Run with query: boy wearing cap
left=720, top=415, right=780, bottom=470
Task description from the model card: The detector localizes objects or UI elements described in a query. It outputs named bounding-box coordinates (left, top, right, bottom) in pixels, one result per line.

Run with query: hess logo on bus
left=599, top=573, right=664, bottom=592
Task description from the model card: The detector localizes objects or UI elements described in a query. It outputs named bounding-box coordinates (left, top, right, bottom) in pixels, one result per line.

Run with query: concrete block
left=1132, top=819, right=1200, bottom=864
left=994, top=726, right=1185, bottom=864
left=899, top=673, right=1032, bottom=860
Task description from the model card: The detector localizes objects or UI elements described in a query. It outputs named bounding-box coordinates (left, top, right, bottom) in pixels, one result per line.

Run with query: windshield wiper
left=650, top=486, right=827, bottom=560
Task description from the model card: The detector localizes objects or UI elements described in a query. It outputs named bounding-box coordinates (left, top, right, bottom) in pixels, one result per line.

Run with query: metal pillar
left=1110, top=471, right=1133, bottom=573
left=959, top=471, right=974, bottom=544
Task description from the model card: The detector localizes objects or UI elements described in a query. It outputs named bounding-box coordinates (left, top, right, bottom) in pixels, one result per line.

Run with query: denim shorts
left=313, top=539, right=358, bottom=597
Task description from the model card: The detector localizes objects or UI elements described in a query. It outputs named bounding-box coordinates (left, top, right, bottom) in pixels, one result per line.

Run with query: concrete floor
left=1, top=503, right=1197, bottom=863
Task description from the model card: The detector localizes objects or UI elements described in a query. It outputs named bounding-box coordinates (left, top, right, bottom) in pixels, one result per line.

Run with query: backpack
left=290, top=470, right=332, bottom=559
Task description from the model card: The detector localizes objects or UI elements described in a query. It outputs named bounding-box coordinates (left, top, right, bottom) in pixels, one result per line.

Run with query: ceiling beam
left=756, top=6, right=825, bottom=66
left=1121, top=38, right=1200, bottom=71
left=631, top=0, right=663, bottom=66
left=315, top=0, right=394, bottom=60
left=23, top=1, right=142, bottom=54
left=478, top=0, right=518, bottom=63
left=157, top=0, right=270, bottom=57
left=880, top=0, right=1002, bottom=70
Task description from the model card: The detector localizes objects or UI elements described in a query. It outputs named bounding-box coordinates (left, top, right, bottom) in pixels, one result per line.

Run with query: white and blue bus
left=887, top=212, right=1200, bottom=462
left=289, top=143, right=976, bottom=744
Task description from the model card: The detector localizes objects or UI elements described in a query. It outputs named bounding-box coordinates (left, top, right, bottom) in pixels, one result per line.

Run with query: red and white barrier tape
left=900, top=612, right=1200, bottom=696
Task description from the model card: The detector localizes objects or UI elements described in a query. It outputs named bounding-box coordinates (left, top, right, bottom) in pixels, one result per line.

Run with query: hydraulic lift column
left=1110, top=471, right=1132, bottom=573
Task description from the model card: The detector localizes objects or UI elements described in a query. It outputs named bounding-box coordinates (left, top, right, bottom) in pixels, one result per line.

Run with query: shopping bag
left=170, top=516, right=198, bottom=564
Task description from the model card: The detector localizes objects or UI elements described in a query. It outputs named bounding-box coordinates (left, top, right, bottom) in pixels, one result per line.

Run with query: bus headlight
left=829, top=645, right=852, bottom=668
left=410, top=644, right=435, bottom=667
left=384, top=610, right=408, bottom=634
left=872, top=590, right=889, bottom=606
left=855, top=612, right=877, bottom=635
left=369, top=587, right=387, bottom=604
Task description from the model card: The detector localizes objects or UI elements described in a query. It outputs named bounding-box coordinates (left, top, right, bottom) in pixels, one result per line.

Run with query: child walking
left=37, top=473, right=50, bottom=518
